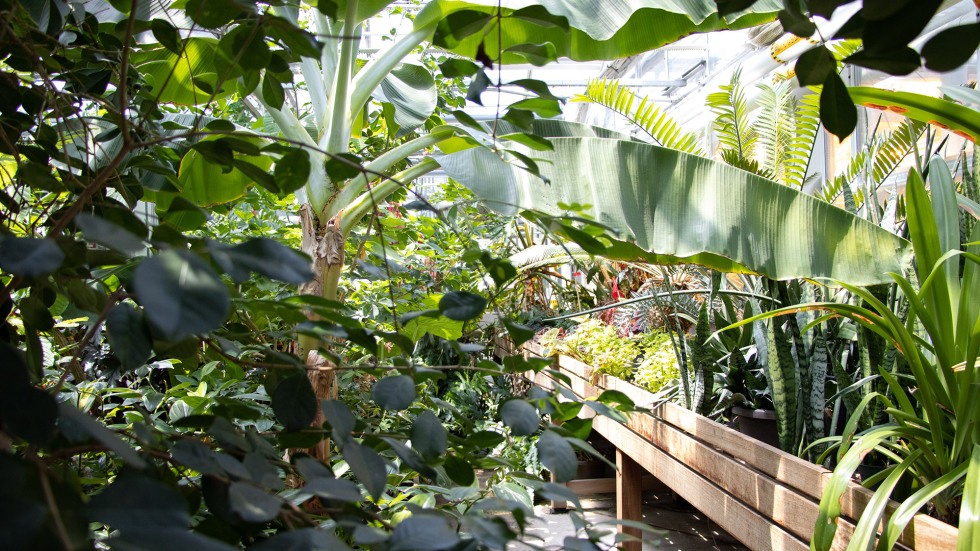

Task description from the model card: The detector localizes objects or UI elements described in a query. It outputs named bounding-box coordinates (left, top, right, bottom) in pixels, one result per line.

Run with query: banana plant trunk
left=298, top=204, right=345, bottom=462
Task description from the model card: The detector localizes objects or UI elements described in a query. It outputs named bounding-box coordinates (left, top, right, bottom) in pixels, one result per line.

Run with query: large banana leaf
left=436, top=120, right=913, bottom=285
left=415, top=0, right=781, bottom=63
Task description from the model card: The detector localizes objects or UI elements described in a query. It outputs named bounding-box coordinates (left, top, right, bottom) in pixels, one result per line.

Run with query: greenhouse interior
left=2, top=1, right=980, bottom=550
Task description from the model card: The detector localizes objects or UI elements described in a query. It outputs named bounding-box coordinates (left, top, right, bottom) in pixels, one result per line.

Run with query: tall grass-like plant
left=727, top=156, right=980, bottom=549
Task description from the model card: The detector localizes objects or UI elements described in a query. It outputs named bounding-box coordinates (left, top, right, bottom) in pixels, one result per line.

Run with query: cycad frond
left=756, top=81, right=797, bottom=183
left=870, top=119, right=926, bottom=185
left=707, top=70, right=757, bottom=161
left=509, top=244, right=588, bottom=271
left=819, top=149, right=868, bottom=209
left=573, top=79, right=703, bottom=155
left=785, top=90, right=821, bottom=189
left=720, top=149, right=776, bottom=180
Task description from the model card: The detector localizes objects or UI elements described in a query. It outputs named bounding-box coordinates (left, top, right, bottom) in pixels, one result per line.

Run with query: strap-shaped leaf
left=437, top=120, right=912, bottom=285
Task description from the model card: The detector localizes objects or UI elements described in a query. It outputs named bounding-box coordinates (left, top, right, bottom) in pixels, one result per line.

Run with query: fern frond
left=707, top=70, right=757, bottom=162
left=870, top=118, right=926, bottom=185
left=756, top=81, right=797, bottom=184
left=785, top=89, right=822, bottom=189
left=574, top=79, right=703, bottom=155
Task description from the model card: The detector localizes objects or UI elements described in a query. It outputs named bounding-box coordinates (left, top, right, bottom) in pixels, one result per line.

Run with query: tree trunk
left=298, top=204, right=345, bottom=463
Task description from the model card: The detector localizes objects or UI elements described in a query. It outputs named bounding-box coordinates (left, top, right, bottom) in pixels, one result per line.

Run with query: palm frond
left=785, top=89, right=822, bottom=189
left=573, top=79, right=703, bottom=155
left=707, top=70, right=757, bottom=162
left=756, top=80, right=797, bottom=183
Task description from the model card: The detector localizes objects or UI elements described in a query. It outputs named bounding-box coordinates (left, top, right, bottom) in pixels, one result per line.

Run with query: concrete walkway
left=515, top=493, right=749, bottom=550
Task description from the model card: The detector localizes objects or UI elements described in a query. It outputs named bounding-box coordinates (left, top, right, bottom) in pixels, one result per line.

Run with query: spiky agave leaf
left=573, top=79, right=703, bottom=155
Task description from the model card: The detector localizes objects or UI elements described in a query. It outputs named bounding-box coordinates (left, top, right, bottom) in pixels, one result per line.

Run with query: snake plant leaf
left=849, top=86, right=980, bottom=144
left=415, top=0, right=782, bottom=64
left=437, top=120, right=912, bottom=285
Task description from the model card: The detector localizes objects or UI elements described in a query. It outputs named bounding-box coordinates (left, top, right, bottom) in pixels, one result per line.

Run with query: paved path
left=514, top=493, right=749, bottom=550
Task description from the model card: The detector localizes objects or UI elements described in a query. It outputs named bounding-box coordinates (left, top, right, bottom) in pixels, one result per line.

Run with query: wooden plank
left=617, top=449, right=644, bottom=551
left=524, top=346, right=958, bottom=549
left=592, top=414, right=809, bottom=551
left=566, top=476, right=665, bottom=496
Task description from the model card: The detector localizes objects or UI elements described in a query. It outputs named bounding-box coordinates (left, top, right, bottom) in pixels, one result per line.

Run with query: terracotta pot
left=732, top=406, right=779, bottom=448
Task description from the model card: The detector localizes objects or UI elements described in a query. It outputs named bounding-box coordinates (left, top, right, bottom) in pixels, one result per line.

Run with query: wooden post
left=617, top=449, right=643, bottom=551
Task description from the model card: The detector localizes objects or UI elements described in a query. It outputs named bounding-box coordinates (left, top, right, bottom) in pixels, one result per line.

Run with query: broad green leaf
left=0, top=236, right=64, bottom=277
left=499, top=399, right=538, bottom=436
left=437, top=119, right=912, bottom=285
left=306, top=478, right=363, bottom=503
left=820, top=72, right=857, bottom=140
left=372, top=375, right=416, bottom=411
left=321, top=399, right=355, bottom=440
left=178, top=137, right=273, bottom=207
left=849, top=86, right=980, bottom=143
left=376, top=64, right=438, bottom=136
left=412, top=410, right=448, bottom=460
left=150, top=19, right=182, bottom=54
left=958, top=445, right=980, bottom=551
left=271, top=373, right=317, bottom=432
left=106, top=303, right=153, bottom=371
left=342, top=441, right=388, bottom=500
left=443, top=454, right=475, bottom=486
left=0, top=385, right=57, bottom=446
left=274, top=149, right=311, bottom=195
left=135, top=39, right=236, bottom=106
left=794, top=46, right=835, bottom=87
left=88, top=475, right=190, bottom=531
left=75, top=213, right=147, bottom=256
left=438, top=291, right=487, bottom=321
left=228, top=482, right=281, bottom=523
left=250, top=528, right=354, bottom=551
left=416, top=0, right=781, bottom=64
left=212, top=238, right=313, bottom=285
left=185, top=0, right=249, bottom=28
left=132, top=250, right=230, bottom=340
left=536, top=430, right=577, bottom=482
left=503, top=319, right=535, bottom=347
left=402, top=295, right=463, bottom=341
left=58, top=403, right=146, bottom=467
left=439, top=58, right=479, bottom=78
left=389, top=514, right=460, bottom=551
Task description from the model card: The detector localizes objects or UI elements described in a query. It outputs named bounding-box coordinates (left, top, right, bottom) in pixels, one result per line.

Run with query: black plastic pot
left=731, top=406, right=779, bottom=448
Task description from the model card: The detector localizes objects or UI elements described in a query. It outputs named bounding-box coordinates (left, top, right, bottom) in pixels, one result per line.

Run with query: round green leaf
left=499, top=399, right=539, bottom=436
left=0, top=236, right=64, bottom=277
left=342, top=441, right=388, bottom=500
left=132, top=250, right=230, bottom=341
left=438, top=291, right=487, bottom=321
left=922, top=23, right=980, bottom=73
left=372, top=375, right=416, bottom=411
left=106, top=303, right=153, bottom=372
left=88, top=475, right=190, bottom=530
left=271, top=373, right=317, bottom=432
left=411, top=410, right=447, bottom=460
left=321, top=399, right=355, bottom=439
left=273, top=149, right=312, bottom=194
left=228, top=481, right=281, bottom=523
left=306, top=478, right=363, bottom=503
left=821, top=72, right=858, bottom=140
left=389, top=514, right=460, bottom=551
left=537, top=430, right=577, bottom=483
left=444, top=454, right=475, bottom=486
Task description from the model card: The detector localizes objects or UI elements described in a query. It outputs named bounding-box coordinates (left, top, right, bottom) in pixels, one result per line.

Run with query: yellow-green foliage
left=539, top=321, right=679, bottom=391
left=634, top=331, right=680, bottom=393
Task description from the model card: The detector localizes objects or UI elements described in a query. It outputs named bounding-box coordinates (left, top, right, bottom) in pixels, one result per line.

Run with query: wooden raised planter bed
left=494, top=338, right=958, bottom=551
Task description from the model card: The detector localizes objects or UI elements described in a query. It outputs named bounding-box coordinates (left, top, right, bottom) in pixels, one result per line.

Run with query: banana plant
left=118, top=0, right=785, bottom=460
